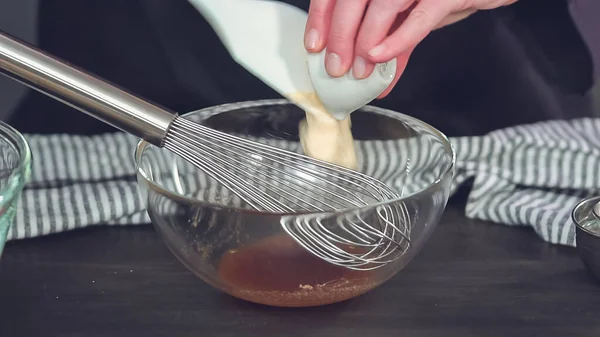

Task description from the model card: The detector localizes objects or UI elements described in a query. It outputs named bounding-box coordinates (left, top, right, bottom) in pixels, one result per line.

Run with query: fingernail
left=305, top=28, right=319, bottom=50
left=352, top=56, right=367, bottom=79
left=368, top=44, right=387, bottom=58
left=325, top=52, right=343, bottom=77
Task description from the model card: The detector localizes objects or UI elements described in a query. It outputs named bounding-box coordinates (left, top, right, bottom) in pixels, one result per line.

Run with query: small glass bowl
left=0, top=121, right=31, bottom=256
left=135, top=99, right=455, bottom=307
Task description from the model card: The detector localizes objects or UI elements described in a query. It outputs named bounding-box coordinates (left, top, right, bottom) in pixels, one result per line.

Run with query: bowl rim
left=0, top=121, right=32, bottom=209
left=134, top=99, right=456, bottom=215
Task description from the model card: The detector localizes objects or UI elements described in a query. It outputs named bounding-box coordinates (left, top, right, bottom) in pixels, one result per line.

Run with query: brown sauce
left=217, top=233, right=379, bottom=307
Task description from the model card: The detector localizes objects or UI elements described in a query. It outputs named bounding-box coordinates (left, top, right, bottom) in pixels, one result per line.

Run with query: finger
left=434, top=0, right=517, bottom=30
left=435, top=8, right=477, bottom=29
left=324, top=0, right=369, bottom=77
left=353, top=0, right=415, bottom=79
left=367, top=0, right=458, bottom=63
left=304, top=0, right=336, bottom=52
left=473, top=0, right=518, bottom=10
left=377, top=48, right=413, bottom=99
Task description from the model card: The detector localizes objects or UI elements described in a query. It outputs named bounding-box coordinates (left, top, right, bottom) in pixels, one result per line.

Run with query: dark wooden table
left=1, top=201, right=599, bottom=337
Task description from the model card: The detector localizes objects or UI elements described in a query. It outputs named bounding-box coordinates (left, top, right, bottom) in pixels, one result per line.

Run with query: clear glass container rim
left=0, top=120, right=32, bottom=208
left=134, top=99, right=456, bottom=216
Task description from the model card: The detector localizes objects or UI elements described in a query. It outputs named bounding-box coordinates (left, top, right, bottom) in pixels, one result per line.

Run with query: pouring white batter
left=291, top=50, right=396, bottom=172
left=289, top=92, right=358, bottom=170
left=185, top=0, right=395, bottom=172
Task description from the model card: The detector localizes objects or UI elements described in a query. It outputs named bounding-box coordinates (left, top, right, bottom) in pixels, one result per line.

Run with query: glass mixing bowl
left=135, top=99, right=455, bottom=307
left=0, top=121, right=31, bottom=256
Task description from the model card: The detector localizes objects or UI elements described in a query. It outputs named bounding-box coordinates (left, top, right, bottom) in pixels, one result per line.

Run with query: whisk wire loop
left=163, top=116, right=412, bottom=270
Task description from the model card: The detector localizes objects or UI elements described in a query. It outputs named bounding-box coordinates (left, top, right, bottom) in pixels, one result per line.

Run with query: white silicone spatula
left=307, top=50, right=397, bottom=120
left=187, top=0, right=396, bottom=119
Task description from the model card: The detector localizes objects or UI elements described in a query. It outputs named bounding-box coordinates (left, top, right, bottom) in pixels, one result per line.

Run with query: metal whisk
left=0, top=31, right=411, bottom=270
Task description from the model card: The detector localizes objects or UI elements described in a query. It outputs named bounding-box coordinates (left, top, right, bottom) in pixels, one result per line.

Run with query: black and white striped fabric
left=452, top=117, right=600, bottom=246
left=7, top=109, right=600, bottom=248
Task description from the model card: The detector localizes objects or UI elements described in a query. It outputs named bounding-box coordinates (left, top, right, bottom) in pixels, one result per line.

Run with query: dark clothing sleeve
left=7, top=0, right=596, bottom=137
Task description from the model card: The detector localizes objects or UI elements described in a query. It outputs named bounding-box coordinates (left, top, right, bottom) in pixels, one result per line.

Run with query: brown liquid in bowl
left=217, top=233, right=378, bottom=307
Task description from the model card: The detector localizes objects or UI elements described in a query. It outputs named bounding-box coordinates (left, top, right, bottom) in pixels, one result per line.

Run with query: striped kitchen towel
left=6, top=101, right=600, bottom=247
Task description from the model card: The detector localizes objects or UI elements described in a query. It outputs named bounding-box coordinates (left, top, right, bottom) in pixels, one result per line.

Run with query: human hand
left=304, top=0, right=519, bottom=98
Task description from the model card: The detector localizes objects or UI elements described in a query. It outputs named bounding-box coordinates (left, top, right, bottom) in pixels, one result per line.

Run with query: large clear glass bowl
left=135, top=99, right=455, bottom=307
left=0, top=121, right=31, bottom=256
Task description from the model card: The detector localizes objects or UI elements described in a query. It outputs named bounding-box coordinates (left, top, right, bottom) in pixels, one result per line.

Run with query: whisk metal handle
left=0, top=31, right=175, bottom=146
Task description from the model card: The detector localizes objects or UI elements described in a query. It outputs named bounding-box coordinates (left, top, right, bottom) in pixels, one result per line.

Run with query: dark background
left=2, top=202, right=600, bottom=337
left=0, top=0, right=596, bottom=137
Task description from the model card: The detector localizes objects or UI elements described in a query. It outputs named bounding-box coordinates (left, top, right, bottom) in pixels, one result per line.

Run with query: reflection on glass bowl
left=135, top=99, right=455, bottom=307
left=0, top=121, right=31, bottom=257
